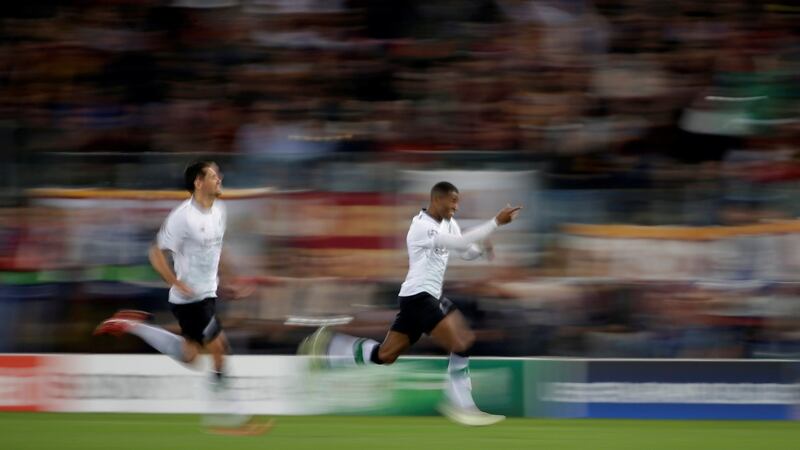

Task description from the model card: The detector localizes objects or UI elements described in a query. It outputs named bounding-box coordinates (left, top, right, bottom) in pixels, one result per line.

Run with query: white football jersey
left=157, top=198, right=226, bottom=304
left=399, top=210, right=466, bottom=299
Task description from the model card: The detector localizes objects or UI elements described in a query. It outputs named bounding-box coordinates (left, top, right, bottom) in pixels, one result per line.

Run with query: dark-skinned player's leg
left=302, top=328, right=410, bottom=367
left=430, top=311, right=475, bottom=354
left=375, top=330, right=411, bottom=364
left=301, top=294, right=420, bottom=367
left=431, top=310, right=505, bottom=425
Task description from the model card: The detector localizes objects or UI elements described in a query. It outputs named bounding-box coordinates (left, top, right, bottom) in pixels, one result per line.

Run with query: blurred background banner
left=562, top=222, right=800, bottom=280
left=540, top=360, right=800, bottom=420
left=0, top=354, right=48, bottom=412
left=2, top=354, right=798, bottom=420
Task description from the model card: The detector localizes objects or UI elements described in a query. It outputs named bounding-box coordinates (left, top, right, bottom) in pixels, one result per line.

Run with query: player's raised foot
left=438, top=403, right=506, bottom=426
left=297, top=326, right=333, bottom=370
left=93, top=310, right=150, bottom=337
left=93, top=318, right=136, bottom=337
left=111, top=309, right=153, bottom=322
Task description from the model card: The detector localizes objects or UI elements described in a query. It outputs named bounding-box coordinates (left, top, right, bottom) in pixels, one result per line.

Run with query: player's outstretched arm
left=460, top=238, right=494, bottom=261
left=434, top=205, right=522, bottom=252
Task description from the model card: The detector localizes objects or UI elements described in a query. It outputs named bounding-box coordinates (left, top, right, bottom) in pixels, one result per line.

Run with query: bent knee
left=183, top=349, right=199, bottom=364
left=181, top=340, right=203, bottom=363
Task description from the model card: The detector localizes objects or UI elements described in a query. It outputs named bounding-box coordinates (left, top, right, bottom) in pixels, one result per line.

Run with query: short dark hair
left=184, top=160, right=216, bottom=193
left=431, top=181, right=458, bottom=198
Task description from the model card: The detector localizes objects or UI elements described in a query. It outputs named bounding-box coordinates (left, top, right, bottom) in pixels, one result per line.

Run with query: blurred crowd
left=2, top=0, right=800, bottom=358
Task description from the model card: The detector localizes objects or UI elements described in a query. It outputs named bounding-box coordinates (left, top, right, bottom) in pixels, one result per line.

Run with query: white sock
left=446, top=353, right=476, bottom=410
left=128, top=322, right=187, bottom=362
left=328, top=333, right=379, bottom=366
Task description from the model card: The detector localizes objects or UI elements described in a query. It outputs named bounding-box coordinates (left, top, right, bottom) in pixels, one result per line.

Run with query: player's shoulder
left=169, top=198, right=192, bottom=214
left=408, top=211, right=439, bottom=240
left=165, top=198, right=192, bottom=221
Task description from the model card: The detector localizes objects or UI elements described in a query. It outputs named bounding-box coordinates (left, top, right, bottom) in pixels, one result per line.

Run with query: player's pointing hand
left=495, top=205, right=522, bottom=225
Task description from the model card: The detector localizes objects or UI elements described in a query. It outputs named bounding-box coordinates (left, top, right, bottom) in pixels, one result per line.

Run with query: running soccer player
left=95, top=160, right=252, bottom=387
left=301, top=181, right=521, bottom=425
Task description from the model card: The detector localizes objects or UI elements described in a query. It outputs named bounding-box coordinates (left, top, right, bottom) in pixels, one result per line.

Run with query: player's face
left=438, top=191, right=459, bottom=220
left=199, top=165, right=223, bottom=197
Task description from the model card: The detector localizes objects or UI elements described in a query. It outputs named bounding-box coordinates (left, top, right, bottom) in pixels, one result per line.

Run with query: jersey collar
left=190, top=196, right=214, bottom=214
left=420, top=208, right=444, bottom=224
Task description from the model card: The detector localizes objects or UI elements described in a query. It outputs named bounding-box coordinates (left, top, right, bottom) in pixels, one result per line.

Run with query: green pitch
left=1, top=413, right=798, bottom=450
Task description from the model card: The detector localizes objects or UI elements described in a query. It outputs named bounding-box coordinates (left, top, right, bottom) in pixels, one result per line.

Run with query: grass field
left=1, top=413, right=798, bottom=450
